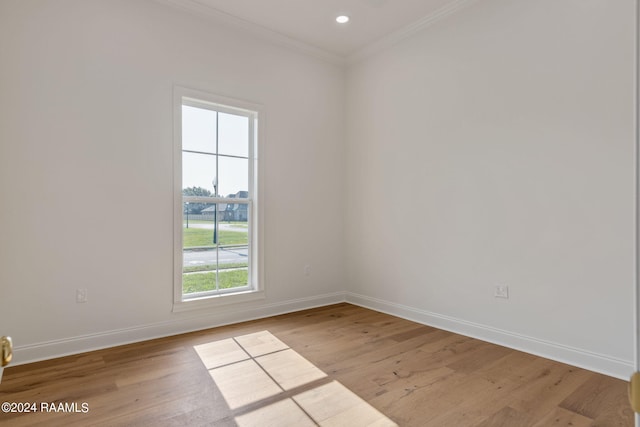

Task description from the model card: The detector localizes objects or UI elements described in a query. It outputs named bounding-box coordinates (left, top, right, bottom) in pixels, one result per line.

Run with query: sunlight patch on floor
left=235, top=398, right=316, bottom=427
left=194, top=330, right=398, bottom=426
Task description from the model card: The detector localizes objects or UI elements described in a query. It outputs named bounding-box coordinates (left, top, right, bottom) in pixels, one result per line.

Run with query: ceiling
left=162, top=0, right=475, bottom=61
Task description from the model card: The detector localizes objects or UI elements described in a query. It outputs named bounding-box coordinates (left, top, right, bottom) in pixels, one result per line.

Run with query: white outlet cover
left=494, top=285, right=509, bottom=299
left=76, top=288, right=88, bottom=303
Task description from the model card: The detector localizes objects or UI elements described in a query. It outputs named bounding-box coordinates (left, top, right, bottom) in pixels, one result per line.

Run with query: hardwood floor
left=0, top=303, right=633, bottom=426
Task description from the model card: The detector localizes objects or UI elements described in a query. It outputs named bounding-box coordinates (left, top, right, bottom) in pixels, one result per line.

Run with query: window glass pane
left=219, top=207, right=249, bottom=246
left=182, top=105, right=217, bottom=154
left=182, top=270, right=217, bottom=296
left=218, top=210, right=249, bottom=290
left=218, top=267, right=249, bottom=290
left=183, top=152, right=217, bottom=195
left=183, top=201, right=218, bottom=295
left=218, top=112, right=249, bottom=158
left=218, top=156, right=249, bottom=197
left=183, top=201, right=217, bottom=249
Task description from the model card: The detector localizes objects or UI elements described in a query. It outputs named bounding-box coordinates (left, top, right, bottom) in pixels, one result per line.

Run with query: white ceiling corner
left=348, top=0, right=480, bottom=63
left=156, top=0, right=480, bottom=64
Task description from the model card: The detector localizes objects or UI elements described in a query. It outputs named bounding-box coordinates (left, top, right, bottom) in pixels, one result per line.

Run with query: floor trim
left=345, top=291, right=633, bottom=380
left=13, top=291, right=347, bottom=366
left=13, top=291, right=632, bottom=381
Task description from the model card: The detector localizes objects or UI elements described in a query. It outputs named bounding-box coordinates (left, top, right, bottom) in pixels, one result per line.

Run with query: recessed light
left=336, top=15, right=350, bottom=24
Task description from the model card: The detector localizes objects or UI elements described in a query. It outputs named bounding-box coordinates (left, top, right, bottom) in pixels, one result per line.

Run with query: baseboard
left=13, top=291, right=633, bottom=380
left=13, top=291, right=347, bottom=366
left=345, top=292, right=633, bottom=380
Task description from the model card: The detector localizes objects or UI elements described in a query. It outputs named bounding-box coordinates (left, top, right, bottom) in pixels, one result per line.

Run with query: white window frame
left=173, top=86, right=264, bottom=312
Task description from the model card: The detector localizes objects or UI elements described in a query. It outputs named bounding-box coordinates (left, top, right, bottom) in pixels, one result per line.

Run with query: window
left=174, top=87, right=263, bottom=311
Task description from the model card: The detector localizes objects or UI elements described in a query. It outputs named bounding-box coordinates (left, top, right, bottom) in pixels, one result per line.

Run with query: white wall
left=0, top=0, right=634, bottom=380
left=345, top=0, right=635, bottom=378
left=0, top=0, right=345, bottom=363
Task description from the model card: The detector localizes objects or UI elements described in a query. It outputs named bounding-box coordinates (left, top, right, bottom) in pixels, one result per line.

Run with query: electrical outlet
left=76, top=288, right=88, bottom=303
left=304, top=264, right=311, bottom=277
left=494, top=285, right=509, bottom=299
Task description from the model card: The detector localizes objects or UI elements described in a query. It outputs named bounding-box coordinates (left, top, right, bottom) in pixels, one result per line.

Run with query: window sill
left=172, top=289, right=265, bottom=313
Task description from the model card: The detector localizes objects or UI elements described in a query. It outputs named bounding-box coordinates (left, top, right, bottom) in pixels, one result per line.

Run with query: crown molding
left=348, top=0, right=481, bottom=64
left=154, top=0, right=479, bottom=68
left=154, top=0, right=345, bottom=66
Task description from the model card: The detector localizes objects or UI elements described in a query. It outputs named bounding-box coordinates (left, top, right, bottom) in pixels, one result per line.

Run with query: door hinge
left=1, top=336, right=12, bottom=367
